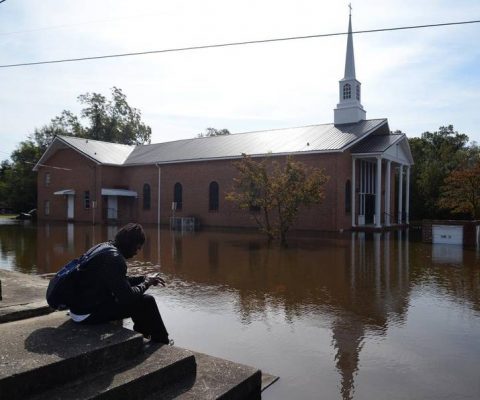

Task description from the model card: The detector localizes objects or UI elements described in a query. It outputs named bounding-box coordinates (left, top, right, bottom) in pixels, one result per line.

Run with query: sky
left=1, top=0, right=480, bottom=160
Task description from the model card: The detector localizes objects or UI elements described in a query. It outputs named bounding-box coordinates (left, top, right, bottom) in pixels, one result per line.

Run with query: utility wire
left=0, top=19, right=479, bottom=69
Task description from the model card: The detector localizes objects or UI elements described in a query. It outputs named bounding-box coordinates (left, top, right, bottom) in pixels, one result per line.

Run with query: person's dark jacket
left=69, top=243, right=148, bottom=315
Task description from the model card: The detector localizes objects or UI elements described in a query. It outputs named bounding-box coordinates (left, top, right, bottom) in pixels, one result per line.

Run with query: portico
left=351, top=154, right=411, bottom=228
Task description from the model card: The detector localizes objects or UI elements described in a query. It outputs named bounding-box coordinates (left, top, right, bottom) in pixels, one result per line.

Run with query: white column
left=398, top=165, right=403, bottom=224
left=351, top=157, right=356, bottom=227
left=375, top=156, right=382, bottom=227
left=405, top=166, right=410, bottom=224
left=385, top=160, right=391, bottom=226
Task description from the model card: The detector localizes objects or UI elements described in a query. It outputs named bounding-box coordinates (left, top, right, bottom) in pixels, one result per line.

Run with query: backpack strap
left=78, top=242, right=119, bottom=270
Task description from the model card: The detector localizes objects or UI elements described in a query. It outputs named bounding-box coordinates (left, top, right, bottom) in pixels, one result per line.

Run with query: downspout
left=156, top=164, right=161, bottom=269
left=156, top=164, right=161, bottom=226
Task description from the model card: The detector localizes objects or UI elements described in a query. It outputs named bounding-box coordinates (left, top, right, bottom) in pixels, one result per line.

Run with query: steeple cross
left=348, top=3, right=352, bottom=15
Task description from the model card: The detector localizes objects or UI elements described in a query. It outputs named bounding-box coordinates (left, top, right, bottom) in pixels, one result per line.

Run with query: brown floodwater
left=1, top=219, right=480, bottom=399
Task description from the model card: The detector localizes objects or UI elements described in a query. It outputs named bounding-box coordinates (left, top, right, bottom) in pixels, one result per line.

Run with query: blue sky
left=1, top=0, right=479, bottom=160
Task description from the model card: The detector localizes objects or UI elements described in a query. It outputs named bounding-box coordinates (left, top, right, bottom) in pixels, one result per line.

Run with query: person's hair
left=113, top=223, right=145, bottom=255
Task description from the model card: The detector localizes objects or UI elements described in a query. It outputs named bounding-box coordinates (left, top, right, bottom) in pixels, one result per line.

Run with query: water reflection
left=1, top=221, right=480, bottom=399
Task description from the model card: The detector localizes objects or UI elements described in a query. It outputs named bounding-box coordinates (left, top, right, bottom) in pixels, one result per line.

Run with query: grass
left=0, top=214, right=16, bottom=220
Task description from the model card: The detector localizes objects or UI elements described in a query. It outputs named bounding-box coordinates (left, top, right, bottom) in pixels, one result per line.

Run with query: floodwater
left=1, top=220, right=480, bottom=400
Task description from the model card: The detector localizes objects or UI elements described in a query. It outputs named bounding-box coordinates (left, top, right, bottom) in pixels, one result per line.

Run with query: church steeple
left=334, top=6, right=366, bottom=125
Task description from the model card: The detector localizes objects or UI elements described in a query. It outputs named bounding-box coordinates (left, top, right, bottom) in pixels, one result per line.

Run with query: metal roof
left=350, top=133, right=404, bottom=154
left=101, top=188, right=138, bottom=197
left=124, top=119, right=388, bottom=165
left=58, top=136, right=135, bottom=165
left=35, top=119, right=389, bottom=169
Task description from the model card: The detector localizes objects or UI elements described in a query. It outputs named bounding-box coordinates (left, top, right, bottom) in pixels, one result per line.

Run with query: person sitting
left=68, top=223, right=171, bottom=345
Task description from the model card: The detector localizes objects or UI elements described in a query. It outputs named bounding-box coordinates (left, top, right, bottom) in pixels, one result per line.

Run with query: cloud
left=1, top=0, right=479, bottom=159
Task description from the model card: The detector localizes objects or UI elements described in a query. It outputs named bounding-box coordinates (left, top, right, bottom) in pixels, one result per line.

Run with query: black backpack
left=46, top=242, right=118, bottom=310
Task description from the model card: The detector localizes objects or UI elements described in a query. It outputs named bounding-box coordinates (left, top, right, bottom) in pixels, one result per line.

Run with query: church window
left=209, top=181, right=219, bottom=211
left=343, top=83, right=351, bottom=99
left=45, top=172, right=51, bottom=186
left=356, top=85, right=360, bottom=100
left=143, top=184, right=151, bottom=210
left=44, top=200, right=50, bottom=216
left=345, top=180, right=351, bottom=214
left=173, top=182, right=183, bottom=210
left=84, top=191, right=90, bottom=209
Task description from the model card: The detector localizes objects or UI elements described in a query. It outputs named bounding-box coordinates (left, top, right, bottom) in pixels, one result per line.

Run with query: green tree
left=0, top=87, right=151, bottom=212
left=227, top=154, right=329, bottom=246
left=409, top=125, right=469, bottom=220
left=33, top=110, right=85, bottom=151
left=197, top=127, right=231, bottom=138
left=79, top=87, right=151, bottom=145
left=1, top=140, right=43, bottom=212
left=31, top=87, right=151, bottom=150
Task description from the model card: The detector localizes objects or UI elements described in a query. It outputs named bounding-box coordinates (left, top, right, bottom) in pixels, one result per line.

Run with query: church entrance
left=358, top=160, right=377, bottom=225
left=364, top=194, right=375, bottom=224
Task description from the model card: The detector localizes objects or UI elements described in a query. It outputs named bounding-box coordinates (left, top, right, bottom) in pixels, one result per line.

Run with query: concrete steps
left=0, top=312, right=265, bottom=399
left=29, top=344, right=197, bottom=400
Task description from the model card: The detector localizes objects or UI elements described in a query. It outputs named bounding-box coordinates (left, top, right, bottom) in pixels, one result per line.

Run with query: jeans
left=80, top=294, right=170, bottom=344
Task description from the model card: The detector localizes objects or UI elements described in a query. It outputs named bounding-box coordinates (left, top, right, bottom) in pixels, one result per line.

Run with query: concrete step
left=0, top=269, right=52, bottom=323
left=28, top=344, right=197, bottom=400
left=0, top=312, right=144, bottom=399
left=147, top=352, right=262, bottom=400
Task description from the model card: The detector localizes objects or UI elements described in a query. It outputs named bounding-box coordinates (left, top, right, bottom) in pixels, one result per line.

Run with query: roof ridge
left=139, top=118, right=387, bottom=148
left=58, top=135, right=136, bottom=148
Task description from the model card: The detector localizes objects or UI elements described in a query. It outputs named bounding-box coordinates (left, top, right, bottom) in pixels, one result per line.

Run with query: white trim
left=375, top=156, right=382, bottom=228
left=405, top=166, right=410, bottom=224
left=385, top=161, right=391, bottom=226
left=33, top=136, right=101, bottom=171
left=398, top=165, right=404, bottom=224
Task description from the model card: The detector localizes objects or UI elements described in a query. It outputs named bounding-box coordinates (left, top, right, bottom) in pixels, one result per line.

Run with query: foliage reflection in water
left=1, top=220, right=480, bottom=399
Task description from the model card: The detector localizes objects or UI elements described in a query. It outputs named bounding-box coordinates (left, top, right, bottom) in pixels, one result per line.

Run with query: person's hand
left=145, top=274, right=166, bottom=287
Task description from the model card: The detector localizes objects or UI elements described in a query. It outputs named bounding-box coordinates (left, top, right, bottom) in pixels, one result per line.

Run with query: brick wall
left=37, top=148, right=398, bottom=232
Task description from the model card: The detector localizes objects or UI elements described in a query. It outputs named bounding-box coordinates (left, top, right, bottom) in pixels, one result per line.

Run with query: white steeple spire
left=334, top=5, right=366, bottom=125
left=344, top=5, right=356, bottom=79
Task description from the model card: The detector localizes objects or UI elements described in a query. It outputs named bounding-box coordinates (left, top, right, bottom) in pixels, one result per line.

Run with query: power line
left=0, top=19, right=479, bottom=69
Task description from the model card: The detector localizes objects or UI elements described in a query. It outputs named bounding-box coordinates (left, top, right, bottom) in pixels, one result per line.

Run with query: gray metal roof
left=36, top=118, right=388, bottom=169
left=59, top=136, right=135, bottom=164
left=124, top=119, right=388, bottom=165
left=350, top=133, right=404, bottom=154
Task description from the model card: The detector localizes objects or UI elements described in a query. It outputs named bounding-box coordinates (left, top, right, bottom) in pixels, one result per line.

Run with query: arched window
left=345, top=180, right=352, bottom=214
left=343, top=83, right=351, bottom=99
left=209, top=181, right=219, bottom=211
left=174, top=182, right=183, bottom=210
left=143, top=183, right=151, bottom=210
left=356, top=84, right=361, bottom=100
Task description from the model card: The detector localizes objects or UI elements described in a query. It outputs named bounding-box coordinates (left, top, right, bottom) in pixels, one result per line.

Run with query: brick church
left=34, top=14, right=413, bottom=231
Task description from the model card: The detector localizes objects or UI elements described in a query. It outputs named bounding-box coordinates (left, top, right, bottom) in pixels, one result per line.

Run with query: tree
left=0, top=140, right=43, bottom=212
left=409, top=125, right=470, bottom=220
left=79, top=87, right=151, bottom=145
left=197, top=127, right=230, bottom=138
left=31, top=87, right=151, bottom=150
left=33, top=110, right=85, bottom=151
left=438, top=159, right=480, bottom=219
left=227, top=154, right=329, bottom=246
left=0, top=87, right=151, bottom=212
